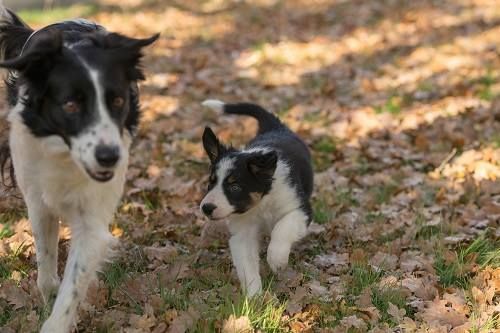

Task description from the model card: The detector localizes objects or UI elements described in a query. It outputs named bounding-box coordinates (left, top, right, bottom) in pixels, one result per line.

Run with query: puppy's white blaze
left=200, top=157, right=234, bottom=219
left=201, top=99, right=225, bottom=113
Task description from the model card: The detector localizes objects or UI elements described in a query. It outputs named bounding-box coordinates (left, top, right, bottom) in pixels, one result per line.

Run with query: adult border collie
left=200, top=100, right=313, bottom=296
left=0, top=6, right=157, bottom=332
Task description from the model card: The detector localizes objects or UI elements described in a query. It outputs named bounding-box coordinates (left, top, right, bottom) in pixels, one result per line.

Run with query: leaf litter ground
left=1, top=0, right=499, bottom=332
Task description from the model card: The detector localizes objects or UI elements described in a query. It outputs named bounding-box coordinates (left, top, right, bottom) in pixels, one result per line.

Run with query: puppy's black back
left=223, top=103, right=314, bottom=221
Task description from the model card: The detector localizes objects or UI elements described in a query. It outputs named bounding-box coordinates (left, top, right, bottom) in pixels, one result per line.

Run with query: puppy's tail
left=0, top=4, right=32, bottom=61
left=202, top=99, right=285, bottom=134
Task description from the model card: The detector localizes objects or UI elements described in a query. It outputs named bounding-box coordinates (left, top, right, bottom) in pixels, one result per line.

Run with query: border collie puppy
left=200, top=100, right=313, bottom=296
left=0, top=7, right=157, bottom=332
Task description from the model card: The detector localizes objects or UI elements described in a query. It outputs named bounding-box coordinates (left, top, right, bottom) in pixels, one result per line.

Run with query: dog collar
left=20, top=18, right=102, bottom=56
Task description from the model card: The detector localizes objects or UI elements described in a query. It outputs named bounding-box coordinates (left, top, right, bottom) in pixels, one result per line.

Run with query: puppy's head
left=200, top=127, right=277, bottom=220
left=0, top=27, right=158, bottom=182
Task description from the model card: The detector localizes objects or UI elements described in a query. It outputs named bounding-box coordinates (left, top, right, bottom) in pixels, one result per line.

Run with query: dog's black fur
left=202, top=102, right=314, bottom=222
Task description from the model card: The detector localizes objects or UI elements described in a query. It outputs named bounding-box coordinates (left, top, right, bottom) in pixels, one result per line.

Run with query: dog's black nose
left=95, top=145, right=120, bottom=168
left=202, top=203, right=217, bottom=216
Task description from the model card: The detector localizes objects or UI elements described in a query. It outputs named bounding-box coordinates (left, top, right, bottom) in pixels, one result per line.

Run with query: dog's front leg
left=228, top=221, right=261, bottom=296
left=267, top=209, right=308, bottom=272
left=40, top=217, right=114, bottom=333
left=26, top=197, right=60, bottom=303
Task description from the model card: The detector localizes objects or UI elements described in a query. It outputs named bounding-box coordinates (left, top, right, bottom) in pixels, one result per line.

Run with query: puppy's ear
left=248, top=151, right=277, bottom=177
left=0, top=29, right=62, bottom=77
left=203, top=127, right=225, bottom=163
left=101, top=32, right=159, bottom=81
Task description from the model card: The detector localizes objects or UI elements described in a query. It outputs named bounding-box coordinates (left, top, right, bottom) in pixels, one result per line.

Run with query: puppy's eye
left=63, top=100, right=79, bottom=113
left=112, top=97, right=125, bottom=109
left=229, top=184, right=241, bottom=192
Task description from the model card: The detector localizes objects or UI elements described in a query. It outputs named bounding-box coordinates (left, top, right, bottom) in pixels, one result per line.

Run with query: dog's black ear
left=101, top=32, right=159, bottom=81
left=0, top=29, right=62, bottom=77
left=248, top=151, right=277, bottom=177
left=203, top=127, right=225, bottom=163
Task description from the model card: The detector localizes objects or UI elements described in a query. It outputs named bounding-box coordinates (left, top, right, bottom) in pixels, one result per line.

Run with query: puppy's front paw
left=40, top=317, right=64, bottom=333
left=267, top=244, right=290, bottom=273
left=245, top=278, right=262, bottom=297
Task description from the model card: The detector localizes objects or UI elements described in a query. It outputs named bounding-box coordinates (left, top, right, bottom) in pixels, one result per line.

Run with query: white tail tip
left=201, top=99, right=225, bottom=112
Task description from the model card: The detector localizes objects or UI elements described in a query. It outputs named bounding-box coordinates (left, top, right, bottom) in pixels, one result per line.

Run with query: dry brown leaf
left=222, top=315, right=253, bottom=333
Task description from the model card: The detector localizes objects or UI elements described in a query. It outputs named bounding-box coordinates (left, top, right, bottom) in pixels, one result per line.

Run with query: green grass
left=0, top=223, right=15, bottom=240
left=415, top=225, right=441, bottom=240
left=0, top=304, right=13, bottom=326
left=335, top=187, right=358, bottom=208
left=19, top=5, right=97, bottom=26
left=0, top=240, right=33, bottom=280
left=312, top=198, right=332, bottom=224
left=349, top=264, right=383, bottom=296
left=469, top=313, right=499, bottom=333
left=224, top=293, right=287, bottom=333
left=370, top=182, right=399, bottom=205
left=101, top=261, right=129, bottom=291
left=374, top=96, right=402, bottom=115
left=434, top=235, right=499, bottom=288
left=312, top=136, right=337, bottom=171
left=313, top=136, right=337, bottom=154
left=371, top=286, right=413, bottom=326
left=477, top=70, right=496, bottom=101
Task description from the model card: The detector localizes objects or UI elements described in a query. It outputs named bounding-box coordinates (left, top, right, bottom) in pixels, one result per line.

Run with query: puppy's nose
left=202, top=203, right=217, bottom=216
left=95, top=145, right=120, bottom=168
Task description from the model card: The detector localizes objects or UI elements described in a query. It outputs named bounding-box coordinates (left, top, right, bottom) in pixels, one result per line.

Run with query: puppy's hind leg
left=267, top=209, right=308, bottom=273
left=40, top=217, right=115, bottom=333
left=27, top=197, right=60, bottom=303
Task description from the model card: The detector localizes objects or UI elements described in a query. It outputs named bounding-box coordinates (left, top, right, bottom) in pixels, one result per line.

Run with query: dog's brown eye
left=112, top=97, right=124, bottom=109
left=229, top=184, right=241, bottom=192
left=63, top=101, right=79, bottom=113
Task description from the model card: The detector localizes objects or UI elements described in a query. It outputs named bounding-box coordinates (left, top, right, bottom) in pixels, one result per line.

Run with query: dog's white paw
left=37, top=274, right=60, bottom=304
left=267, top=244, right=290, bottom=273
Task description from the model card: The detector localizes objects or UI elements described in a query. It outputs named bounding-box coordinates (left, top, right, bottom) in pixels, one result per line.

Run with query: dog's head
left=200, top=127, right=278, bottom=220
left=0, top=26, right=158, bottom=182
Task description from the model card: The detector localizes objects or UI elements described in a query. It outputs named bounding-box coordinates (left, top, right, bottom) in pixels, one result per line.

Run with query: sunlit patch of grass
left=19, top=4, right=97, bottom=26
left=0, top=223, right=15, bottom=240
left=434, top=235, right=499, bottom=288
left=469, top=312, right=499, bottom=333
left=348, top=264, right=383, bottom=296
left=371, top=286, right=413, bottom=325
left=223, top=293, right=287, bottom=333
left=0, top=241, right=32, bottom=280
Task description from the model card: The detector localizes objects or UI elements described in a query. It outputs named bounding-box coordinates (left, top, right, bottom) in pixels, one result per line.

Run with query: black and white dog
left=200, top=100, right=313, bottom=296
left=0, top=7, right=157, bottom=332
